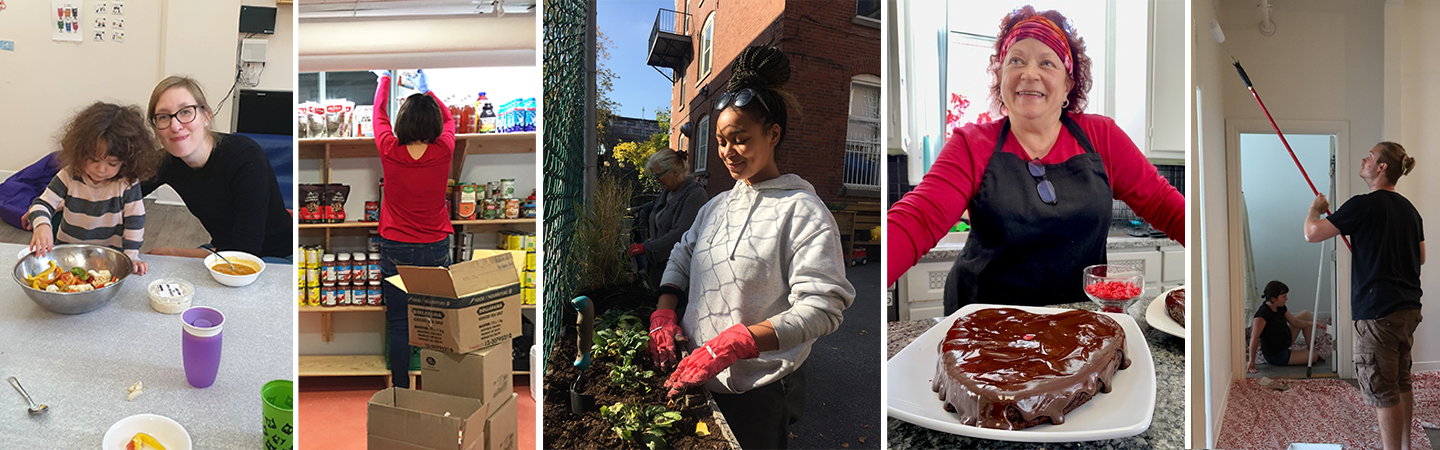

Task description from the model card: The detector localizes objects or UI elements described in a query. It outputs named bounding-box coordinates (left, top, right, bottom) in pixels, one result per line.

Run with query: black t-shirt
left=1325, top=190, right=1424, bottom=320
left=142, top=133, right=293, bottom=258
left=1253, top=303, right=1292, bottom=358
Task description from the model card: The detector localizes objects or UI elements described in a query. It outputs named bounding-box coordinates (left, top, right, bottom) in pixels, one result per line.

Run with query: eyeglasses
left=714, top=88, right=770, bottom=113
left=150, top=105, right=203, bottom=129
left=652, top=167, right=674, bottom=180
left=1027, top=159, right=1058, bottom=205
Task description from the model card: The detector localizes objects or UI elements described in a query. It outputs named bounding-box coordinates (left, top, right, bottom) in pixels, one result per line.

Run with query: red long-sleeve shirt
left=886, top=113, right=1185, bottom=286
left=373, top=77, right=456, bottom=243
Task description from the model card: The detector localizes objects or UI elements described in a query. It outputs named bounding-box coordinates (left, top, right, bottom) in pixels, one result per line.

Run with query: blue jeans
left=379, top=235, right=451, bottom=388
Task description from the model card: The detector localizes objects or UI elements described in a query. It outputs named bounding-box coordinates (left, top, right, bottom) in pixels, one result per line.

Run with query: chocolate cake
left=932, top=308, right=1130, bottom=430
left=1165, top=288, right=1186, bottom=327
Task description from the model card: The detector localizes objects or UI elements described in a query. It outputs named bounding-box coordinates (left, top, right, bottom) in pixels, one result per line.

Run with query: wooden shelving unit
left=300, top=132, right=537, bottom=378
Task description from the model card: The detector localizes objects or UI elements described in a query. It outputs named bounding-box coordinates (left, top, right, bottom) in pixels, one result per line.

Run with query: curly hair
left=721, top=46, right=803, bottom=148
left=987, top=6, right=1092, bottom=115
left=58, top=102, right=162, bottom=183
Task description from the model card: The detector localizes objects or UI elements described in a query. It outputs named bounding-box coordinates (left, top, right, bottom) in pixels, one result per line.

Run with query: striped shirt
left=27, top=168, right=145, bottom=259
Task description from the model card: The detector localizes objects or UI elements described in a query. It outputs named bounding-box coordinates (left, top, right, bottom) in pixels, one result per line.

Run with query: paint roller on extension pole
left=1307, top=239, right=1324, bottom=379
left=1229, top=59, right=1352, bottom=252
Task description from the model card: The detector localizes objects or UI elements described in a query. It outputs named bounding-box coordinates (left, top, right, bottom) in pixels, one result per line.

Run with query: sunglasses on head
left=1027, top=159, right=1058, bottom=205
left=714, top=88, right=771, bottom=113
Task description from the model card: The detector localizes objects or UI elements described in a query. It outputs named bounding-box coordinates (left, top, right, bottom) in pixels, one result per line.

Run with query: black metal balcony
left=646, top=9, right=692, bottom=71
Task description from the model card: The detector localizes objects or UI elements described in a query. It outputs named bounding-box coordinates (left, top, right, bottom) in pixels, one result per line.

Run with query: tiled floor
left=298, top=375, right=537, bottom=449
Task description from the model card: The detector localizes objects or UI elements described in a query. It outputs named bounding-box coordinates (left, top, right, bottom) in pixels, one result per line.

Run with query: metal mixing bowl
left=13, top=244, right=132, bottom=314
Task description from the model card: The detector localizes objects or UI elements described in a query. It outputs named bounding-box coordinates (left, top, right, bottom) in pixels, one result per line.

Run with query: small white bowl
left=102, top=413, right=192, bottom=450
left=203, top=251, right=265, bottom=287
left=147, top=278, right=195, bottom=314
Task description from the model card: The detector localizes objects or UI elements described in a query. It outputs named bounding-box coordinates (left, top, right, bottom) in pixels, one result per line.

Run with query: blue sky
left=598, top=0, right=676, bottom=120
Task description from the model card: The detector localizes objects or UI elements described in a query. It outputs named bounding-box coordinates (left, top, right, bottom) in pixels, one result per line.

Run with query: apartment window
left=844, top=78, right=881, bottom=189
left=856, top=0, right=880, bottom=20
left=695, top=115, right=710, bottom=173
left=700, top=13, right=715, bottom=80
left=678, top=71, right=686, bottom=111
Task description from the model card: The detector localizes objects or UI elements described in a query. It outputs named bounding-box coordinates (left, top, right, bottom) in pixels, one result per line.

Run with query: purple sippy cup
left=182, top=307, right=225, bottom=388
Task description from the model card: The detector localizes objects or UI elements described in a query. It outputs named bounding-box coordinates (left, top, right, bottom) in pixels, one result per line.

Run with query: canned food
left=525, top=251, right=536, bottom=271
left=322, top=286, right=336, bottom=307
left=509, top=199, right=527, bottom=219
left=306, top=246, right=320, bottom=268
left=307, top=287, right=320, bottom=306
left=306, top=266, right=320, bottom=288
left=500, top=179, right=515, bottom=199
left=507, top=232, right=524, bottom=251
left=487, top=181, right=500, bottom=200
left=336, top=286, right=349, bottom=306
left=482, top=200, right=497, bottom=220
left=522, top=286, right=535, bottom=304
left=368, top=252, right=381, bottom=281
left=365, top=201, right=380, bottom=222
left=523, top=269, right=534, bottom=288
left=353, top=286, right=367, bottom=306
left=368, top=230, right=381, bottom=253
left=368, top=281, right=382, bottom=306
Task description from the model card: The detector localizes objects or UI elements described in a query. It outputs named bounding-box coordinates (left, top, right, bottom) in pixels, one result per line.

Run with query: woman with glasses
left=141, top=76, right=293, bottom=264
left=887, top=7, right=1184, bottom=314
left=628, top=148, right=708, bottom=290
left=645, top=46, right=856, bottom=449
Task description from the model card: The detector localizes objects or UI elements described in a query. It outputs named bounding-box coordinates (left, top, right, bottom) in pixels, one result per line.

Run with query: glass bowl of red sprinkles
left=1082, top=264, right=1144, bottom=314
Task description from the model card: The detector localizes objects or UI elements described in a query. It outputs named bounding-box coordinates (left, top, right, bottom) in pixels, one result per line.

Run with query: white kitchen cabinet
left=898, top=259, right=951, bottom=321
left=1108, top=248, right=1163, bottom=292
left=1161, top=245, right=1185, bottom=288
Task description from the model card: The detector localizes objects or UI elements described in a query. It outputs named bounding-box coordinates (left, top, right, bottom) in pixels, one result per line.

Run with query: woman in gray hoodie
left=646, top=46, right=857, bottom=449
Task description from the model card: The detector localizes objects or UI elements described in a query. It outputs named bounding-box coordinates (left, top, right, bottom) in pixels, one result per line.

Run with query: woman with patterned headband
left=887, top=6, right=1185, bottom=314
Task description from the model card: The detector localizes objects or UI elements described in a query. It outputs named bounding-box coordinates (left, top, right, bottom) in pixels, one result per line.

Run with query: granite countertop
left=886, top=301, right=1185, bottom=449
left=921, top=237, right=1180, bottom=260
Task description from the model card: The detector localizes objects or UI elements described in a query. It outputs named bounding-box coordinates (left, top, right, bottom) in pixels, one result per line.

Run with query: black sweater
left=142, top=133, right=292, bottom=258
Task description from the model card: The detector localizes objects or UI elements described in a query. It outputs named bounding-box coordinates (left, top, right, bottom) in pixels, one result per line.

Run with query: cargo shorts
left=1352, top=309, right=1423, bottom=408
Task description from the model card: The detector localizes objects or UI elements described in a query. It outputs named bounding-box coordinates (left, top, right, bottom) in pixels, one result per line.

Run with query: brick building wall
left=666, top=0, right=880, bottom=203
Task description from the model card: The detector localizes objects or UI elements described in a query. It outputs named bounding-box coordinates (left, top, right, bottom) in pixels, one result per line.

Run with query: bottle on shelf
left=477, top=92, right=497, bottom=133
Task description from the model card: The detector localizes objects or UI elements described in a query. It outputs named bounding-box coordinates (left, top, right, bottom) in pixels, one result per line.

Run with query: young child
left=27, top=102, right=160, bottom=275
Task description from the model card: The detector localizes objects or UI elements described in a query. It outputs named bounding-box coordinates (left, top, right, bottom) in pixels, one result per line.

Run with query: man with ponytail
left=1304, top=141, right=1424, bottom=450
left=645, top=46, right=856, bottom=449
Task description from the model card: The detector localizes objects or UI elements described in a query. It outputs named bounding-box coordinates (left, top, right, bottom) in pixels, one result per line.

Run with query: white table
left=0, top=243, right=294, bottom=448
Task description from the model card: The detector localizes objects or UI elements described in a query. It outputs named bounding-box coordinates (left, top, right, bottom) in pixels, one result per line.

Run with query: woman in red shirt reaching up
left=371, top=69, right=455, bottom=388
left=887, top=7, right=1184, bottom=315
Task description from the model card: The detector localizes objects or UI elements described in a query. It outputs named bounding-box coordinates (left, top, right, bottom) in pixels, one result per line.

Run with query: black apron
left=942, top=115, right=1113, bottom=314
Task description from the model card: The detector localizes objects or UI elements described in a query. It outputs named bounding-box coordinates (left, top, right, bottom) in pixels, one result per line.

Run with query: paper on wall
left=51, top=1, right=81, bottom=42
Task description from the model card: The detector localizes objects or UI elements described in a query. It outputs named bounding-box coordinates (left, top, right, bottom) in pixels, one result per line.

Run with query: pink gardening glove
left=664, top=323, right=759, bottom=397
left=648, top=309, right=684, bottom=367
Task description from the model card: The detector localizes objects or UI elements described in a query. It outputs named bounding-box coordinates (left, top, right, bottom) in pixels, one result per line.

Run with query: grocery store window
left=694, top=115, right=709, bottom=173
left=299, top=71, right=378, bottom=106
left=845, top=76, right=881, bottom=189
left=699, top=13, right=714, bottom=81
left=298, top=67, right=539, bottom=139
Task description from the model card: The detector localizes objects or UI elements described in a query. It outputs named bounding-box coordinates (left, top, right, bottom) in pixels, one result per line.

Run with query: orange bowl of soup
left=203, top=251, right=265, bottom=287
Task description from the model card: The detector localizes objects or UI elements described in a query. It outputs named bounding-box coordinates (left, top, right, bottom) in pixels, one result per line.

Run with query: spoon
left=202, top=247, right=237, bottom=271
left=7, top=377, right=48, bottom=415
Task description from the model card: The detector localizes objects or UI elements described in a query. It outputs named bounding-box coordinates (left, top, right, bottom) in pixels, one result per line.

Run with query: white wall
left=1239, top=132, right=1337, bottom=319
left=241, top=1, right=295, bottom=91
left=1392, top=0, right=1440, bottom=373
left=1192, top=0, right=1232, bottom=446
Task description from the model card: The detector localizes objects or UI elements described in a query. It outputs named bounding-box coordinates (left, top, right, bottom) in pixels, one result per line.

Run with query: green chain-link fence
left=542, top=0, right=587, bottom=361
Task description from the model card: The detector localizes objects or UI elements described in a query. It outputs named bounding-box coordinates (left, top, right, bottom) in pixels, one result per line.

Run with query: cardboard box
left=367, top=387, right=489, bottom=450
left=389, top=252, right=522, bottom=354
left=420, top=338, right=513, bottom=408
left=485, top=393, right=519, bottom=450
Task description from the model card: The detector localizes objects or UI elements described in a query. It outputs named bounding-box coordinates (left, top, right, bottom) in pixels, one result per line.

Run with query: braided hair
left=722, top=46, right=803, bottom=147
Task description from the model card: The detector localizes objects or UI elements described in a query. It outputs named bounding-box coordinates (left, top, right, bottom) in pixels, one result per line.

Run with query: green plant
left=608, top=360, right=655, bottom=393
left=600, top=402, right=683, bottom=450
left=593, top=327, right=650, bottom=362
left=573, top=173, right=635, bottom=289
left=598, top=309, right=644, bottom=333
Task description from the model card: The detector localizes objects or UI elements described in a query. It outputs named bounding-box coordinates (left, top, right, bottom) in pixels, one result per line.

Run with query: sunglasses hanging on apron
left=942, top=115, right=1113, bottom=315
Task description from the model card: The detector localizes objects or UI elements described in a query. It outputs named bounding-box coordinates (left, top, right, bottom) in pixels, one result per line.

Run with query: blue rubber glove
left=415, top=69, right=430, bottom=94
left=370, top=70, right=390, bottom=80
